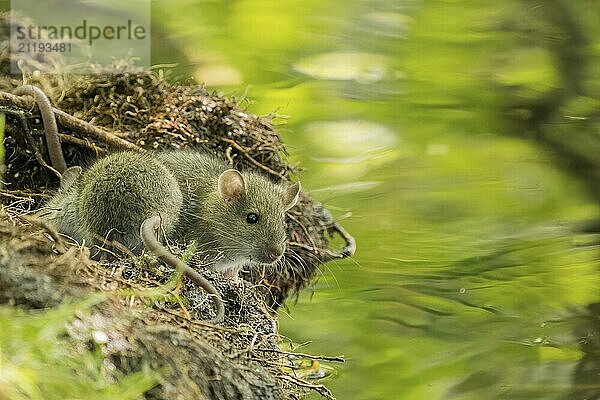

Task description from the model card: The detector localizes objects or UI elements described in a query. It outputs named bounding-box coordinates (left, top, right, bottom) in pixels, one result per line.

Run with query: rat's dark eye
left=246, top=212, right=259, bottom=224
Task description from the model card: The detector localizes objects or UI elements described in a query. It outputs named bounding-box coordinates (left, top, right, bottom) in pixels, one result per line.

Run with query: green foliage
left=150, top=0, right=600, bottom=398
left=0, top=298, right=157, bottom=400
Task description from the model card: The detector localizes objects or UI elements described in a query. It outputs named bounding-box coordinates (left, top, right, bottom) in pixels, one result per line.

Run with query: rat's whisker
left=288, top=248, right=314, bottom=277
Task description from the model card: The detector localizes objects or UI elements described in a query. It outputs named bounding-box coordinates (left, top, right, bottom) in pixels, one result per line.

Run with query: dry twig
left=0, top=90, right=143, bottom=152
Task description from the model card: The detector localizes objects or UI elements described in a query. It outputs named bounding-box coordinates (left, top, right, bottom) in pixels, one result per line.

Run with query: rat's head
left=205, top=169, right=300, bottom=266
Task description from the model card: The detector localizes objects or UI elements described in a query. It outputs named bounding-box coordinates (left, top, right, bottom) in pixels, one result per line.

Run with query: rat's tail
left=140, top=215, right=225, bottom=323
left=14, top=85, right=67, bottom=175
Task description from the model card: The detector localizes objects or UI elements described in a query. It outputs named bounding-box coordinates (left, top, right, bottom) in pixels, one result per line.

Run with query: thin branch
left=219, top=137, right=287, bottom=180
left=0, top=90, right=143, bottom=153
left=278, top=374, right=336, bottom=400
left=4, top=124, right=106, bottom=155
left=59, top=133, right=106, bottom=155
left=255, top=348, right=345, bottom=363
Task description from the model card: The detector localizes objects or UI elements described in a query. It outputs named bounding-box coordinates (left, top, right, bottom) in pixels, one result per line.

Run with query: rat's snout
left=262, top=244, right=284, bottom=264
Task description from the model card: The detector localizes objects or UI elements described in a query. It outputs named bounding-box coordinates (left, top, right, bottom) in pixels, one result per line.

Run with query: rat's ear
left=218, top=169, right=246, bottom=202
left=283, top=181, right=301, bottom=211
left=60, top=166, right=82, bottom=191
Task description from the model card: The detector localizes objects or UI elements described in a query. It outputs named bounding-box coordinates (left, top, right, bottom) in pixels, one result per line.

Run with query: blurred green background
left=150, top=0, right=600, bottom=399
left=162, top=0, right=600, bottom=399
left=5, top=0, right=600, bottom=399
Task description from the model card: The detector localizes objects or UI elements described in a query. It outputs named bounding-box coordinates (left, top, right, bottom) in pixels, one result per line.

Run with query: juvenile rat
left=40, top=151, right=300, bottom=322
